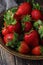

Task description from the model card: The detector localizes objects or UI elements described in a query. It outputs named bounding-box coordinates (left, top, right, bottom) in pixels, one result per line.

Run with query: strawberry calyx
left=40, top=46, right=43, bottom=55
left=38, top=26, right=43, bottom=39
left=34, top=20, right=43, bottom=30
left=32, top=0, right=40, bottom=10
left=21, top=15, right=31, bottom=22
left=15, top=41, right=21, bottom=51
left=34, top=20, right=43, bottom=39
left=4, top=10, right=17, bottom=26
left=26, top=0, right=30, bottom=2
left=21, top=15, right=32, bottom=31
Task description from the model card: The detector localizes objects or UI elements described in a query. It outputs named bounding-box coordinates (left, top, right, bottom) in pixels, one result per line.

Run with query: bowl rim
left=0, top=6, right=43, bottom=60
left=0, top=37, right=43, bottom=60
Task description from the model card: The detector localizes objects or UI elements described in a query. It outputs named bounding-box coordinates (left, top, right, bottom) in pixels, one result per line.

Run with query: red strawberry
left=24, top=30, right=39, bottom=47
left=2, top=27, right=9, bottom=36
left=13, top=22, right=21, bottom=34
left=8, top=25, right=14, bottom=33
left=32, top=46, right=41, bottom=55
left=16, top=2, right=31, bottom=15
left=21, top=15, right=32, bottom=32
left=17, top=41, right=29, bottom=54
left=4, top=33, right=14, bottom=43
left=13, top=14, right=22, bottom=21
left=24, top=22, right=32, bottom=32
left=14, top=2, right=32, bottom=20
left=31, top=9, right=41, bottom=20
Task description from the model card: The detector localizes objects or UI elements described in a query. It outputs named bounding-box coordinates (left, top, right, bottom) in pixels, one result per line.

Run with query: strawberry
left=16, top=41, right=29, bottom=54
left=21, top=15, right=32, bottom=32
left=2, top=27, right=9, bottom=36
left=13, top=21, right=21, bottom=34
left=3, top=33, right=18, bottom=47
left=32, top=46, right=41, bottom=55
left=31, top=9, right=41, bottom=20
left=34, top=20, right=43, bottom=45
left=24, top=30, right=39, bottom=47
left=14, top=2, right=32, bottom=20
left=7, top=25, right=14, bottom=33
left=4, top=33, right=14, bottom=43
left=13, top=14, right=22, bottom=21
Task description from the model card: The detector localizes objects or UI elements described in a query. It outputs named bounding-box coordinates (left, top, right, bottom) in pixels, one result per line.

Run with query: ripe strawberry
left=17, top=41, right=29, bottom=54
left=31, top=9, right=41, bottom=20
left=24, top=30, right=39, bottom=47
left=16, top=2, right=31, bottom=15
left=13, top=14, right=22, bottom=21
left=2, top=27, right=9, bottom=36
left=21, top=15, right=32, bottom=32
left=14, top=2, right=32, bottom=20
left=4, top=33, right=14, bottom=43
left=13, top=21, right=21, bottom=34
left=8, top=25, right=14, bottom=33
left=3, top=33, right=18, bottom=47
left=32, top=46, right=41, bottom=55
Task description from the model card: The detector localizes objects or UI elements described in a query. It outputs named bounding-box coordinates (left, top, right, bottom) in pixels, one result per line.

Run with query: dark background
left=16, top=0, right=43, bottom=5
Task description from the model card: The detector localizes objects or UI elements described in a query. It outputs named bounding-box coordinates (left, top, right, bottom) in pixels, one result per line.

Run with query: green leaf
left=36, top=3, right=40, bottom=10
left=38, top=26, right=43, bottom=39
left=40, top=46, right=43, bottom=55
left=26, top=0, right=30, bottom=2
left=32, top=0, right=40, bottom=10
left=4, top=8, right=17, bottom=26
left=21, top=15, right=31, bottom=22
left=6, top=41, right=13, bottom=46
left=13, top=33, right=18, bottom=42
left=22, top=23, right=25, bottom=31
left=11, top=7, right=17, bottom=13
left=34, top=20, right=43, bottom=30
left=32, top=0, right=34, bottom=3
left=15, top=41, right=21, bottom=51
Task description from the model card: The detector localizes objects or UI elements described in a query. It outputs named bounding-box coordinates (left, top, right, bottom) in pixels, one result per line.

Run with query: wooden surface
left=0, top=44, right=43, bottom=65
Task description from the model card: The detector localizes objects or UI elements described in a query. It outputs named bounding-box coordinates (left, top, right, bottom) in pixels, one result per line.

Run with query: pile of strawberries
left=1, top=1, right=43, bottom=56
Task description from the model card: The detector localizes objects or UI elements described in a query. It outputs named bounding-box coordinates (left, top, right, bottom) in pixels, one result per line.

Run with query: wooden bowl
left=0, top=6, right=43, bottom=60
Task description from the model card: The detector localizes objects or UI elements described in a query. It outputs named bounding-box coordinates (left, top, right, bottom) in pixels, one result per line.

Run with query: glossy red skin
left=31, top=9, right=41, bottom=20
left=18, top=41, right=29, bottom=54
left=24, top=30, right=39, bottom=47
left=4, top=33, right=14, bottom=43
left=13, top=22, right=21, bottom=34
left=13, top=14, right=22, bottom=21
left=2, top=27, right=9, bottom=36
left=24, top=22, right=32, bottom=32
left=8, top=25, right=14, bottom=33
left=32, top=46, right=41, bottom=55
left=15, top=2, right=32, bottom=16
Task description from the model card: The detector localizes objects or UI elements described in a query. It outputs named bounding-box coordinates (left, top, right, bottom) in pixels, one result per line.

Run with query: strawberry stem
left=26, top=0, right=30, bottom=2
left=21, top=15, right=31, bottom=22
left=40, top=46, right=43, bottom=55
left=32, top=0, right=40, bottom=10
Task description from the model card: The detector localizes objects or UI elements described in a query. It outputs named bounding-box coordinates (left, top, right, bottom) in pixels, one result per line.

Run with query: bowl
left=0, top=6, right=43, bottom=60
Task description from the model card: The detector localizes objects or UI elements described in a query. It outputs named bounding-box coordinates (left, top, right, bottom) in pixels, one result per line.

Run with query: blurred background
left=0, top=0, right=43, bottom=13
